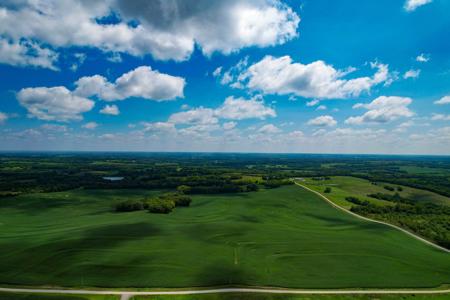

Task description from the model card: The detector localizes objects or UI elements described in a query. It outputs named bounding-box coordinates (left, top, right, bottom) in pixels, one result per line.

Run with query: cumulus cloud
left=168, top=96, right=275, bottom=125
left=0, top=0, right=299, bottom=67
left=142, top=121, right=177, bottom=134
left=434, top=96, right=450, bottom=105
left=258, top=124, right=281, bottom=134
left=215, top=96, right=276, bottom=120
left=82, top=122, right=98, bottom=129
left=416, top=53, right=430, bottom=62
left=307, top=115, right=337, bottom=127
left=232, top=56, right=393, bottom=99
left=223, top=121, right=237, bottom=130
left=316, top=105, right=327, bottom=111
left=403, top=69, right=420, bottom=79
left=404, top=0, right=432, bottom=12
left=0, top=112, right=8, bottom=123
left=0, top=38, right=59, bottom=70
left=346, top=96, right=414, bottom=125
left=17, top=87, right=94, bottom=122
left=15, top=65, right=184, bottom=121
left=100, top=104, right=120, bottom=116
left=75, top=66, right=185, bottom=101
left=169, top=107, right=218, bottom=125
left=431, top=114, right=450, bottom=121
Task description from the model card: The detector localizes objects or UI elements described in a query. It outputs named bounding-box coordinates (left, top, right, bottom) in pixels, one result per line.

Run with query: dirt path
left=1, top=287, right=450, bottom=298
left=293, top=182, right=450, bottom=253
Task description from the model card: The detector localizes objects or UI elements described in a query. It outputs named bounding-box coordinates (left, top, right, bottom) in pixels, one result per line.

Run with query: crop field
left=301, top=176, right=450, bottom=208
left=0, top=185, right=449, bottom=289
left=0, top=293, right=117, bottom=300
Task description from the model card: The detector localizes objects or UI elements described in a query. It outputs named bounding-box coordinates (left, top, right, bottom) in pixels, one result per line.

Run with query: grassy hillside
left=0, top=186, right=449, bottom=288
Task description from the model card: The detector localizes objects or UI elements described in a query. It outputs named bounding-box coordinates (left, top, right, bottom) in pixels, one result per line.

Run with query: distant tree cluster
left=262, top=179, right=293, bottom=189
left=115, top=192, right=192, bottom=214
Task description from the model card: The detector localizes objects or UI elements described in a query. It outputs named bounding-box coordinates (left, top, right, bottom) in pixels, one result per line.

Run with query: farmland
left=1, top=185, right=449, bottom=288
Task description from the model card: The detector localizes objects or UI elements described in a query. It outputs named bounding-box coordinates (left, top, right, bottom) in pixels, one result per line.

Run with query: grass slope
left=0, top=186, right=449, bottom=288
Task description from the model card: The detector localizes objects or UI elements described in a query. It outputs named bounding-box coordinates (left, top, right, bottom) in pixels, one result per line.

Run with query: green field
left=0, top=292, right=117, bottom=300
left=0, top=186, right=449, bottom=288
left=301, top=176, right=450, bottom=208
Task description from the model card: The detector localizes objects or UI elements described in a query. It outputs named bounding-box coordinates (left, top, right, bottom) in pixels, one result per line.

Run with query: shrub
left=115, top=199, right=144, bottom=212
left=246, top=183, right=259, bottom=192
left=384, top=185, right=395, bottom=192
left=159, top=192, right=192, bottom=207
left=177, top=185, right=191, bottom=194
left=324, top=187, right=332, bottom=193
left=147, top=198, right=175, bottom=214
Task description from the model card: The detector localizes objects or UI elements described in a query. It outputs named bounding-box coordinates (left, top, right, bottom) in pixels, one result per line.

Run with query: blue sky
left=0, top=0, right=449, bottom=154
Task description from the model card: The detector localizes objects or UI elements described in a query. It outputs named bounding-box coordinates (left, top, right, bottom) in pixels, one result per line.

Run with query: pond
left=102, top=176, right=124, bottom=181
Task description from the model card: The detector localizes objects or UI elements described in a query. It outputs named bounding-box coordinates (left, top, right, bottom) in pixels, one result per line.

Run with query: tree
left=324, top=187, right=332, bottom=193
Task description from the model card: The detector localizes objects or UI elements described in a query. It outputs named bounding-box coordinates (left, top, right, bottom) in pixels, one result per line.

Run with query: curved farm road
left=294, top=182, right=450, bottom=253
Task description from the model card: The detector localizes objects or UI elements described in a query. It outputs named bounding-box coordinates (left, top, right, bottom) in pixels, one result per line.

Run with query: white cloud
left=403, top=69, right=420, bottom=79
left=0, top=38, right=59, bottom=70
left=169, top=107, right=218, bottom=125
left=215, top=96, right=276, bottom=120
left=306, top=99, right=319, bottom=106
left=70, top=53, right=87, bottom=72
left=82, top=122, right=98, bottom=129
left=75, top=66, right=185, bottom=101
left=0, top=0, right=299, bottom=65
left=212, top=67, right=222, bottom=77
left=258, top=124, right=281, bottom=134
left=316, top=105, right=327, bottom=111
left=100, top=104, right=120, bottom=116
left=169, top=96, right=275, bottom=125
left=416, top=53, right=430, bottom=62
left=431, top=114, right=450, bottom=121
left=307, top=115, right=337, bottom=127
left=234, top=56, right=393, bottom=99
left=40, top=124, right=68, bottom=132
left=346, top=96, right=414, bottom=125
left=142, top=122, right=176, bottom=134
left=434, top=96, right=450, bottom=105
left=0, top=112, right=8, bottom=123
left=17, top=87, right=94, bottom=122
left=404, top=0, right=432, bottom=12
left=100, top=133, right=115, bottom=140
left=223, top=121, right=237, bottom=130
